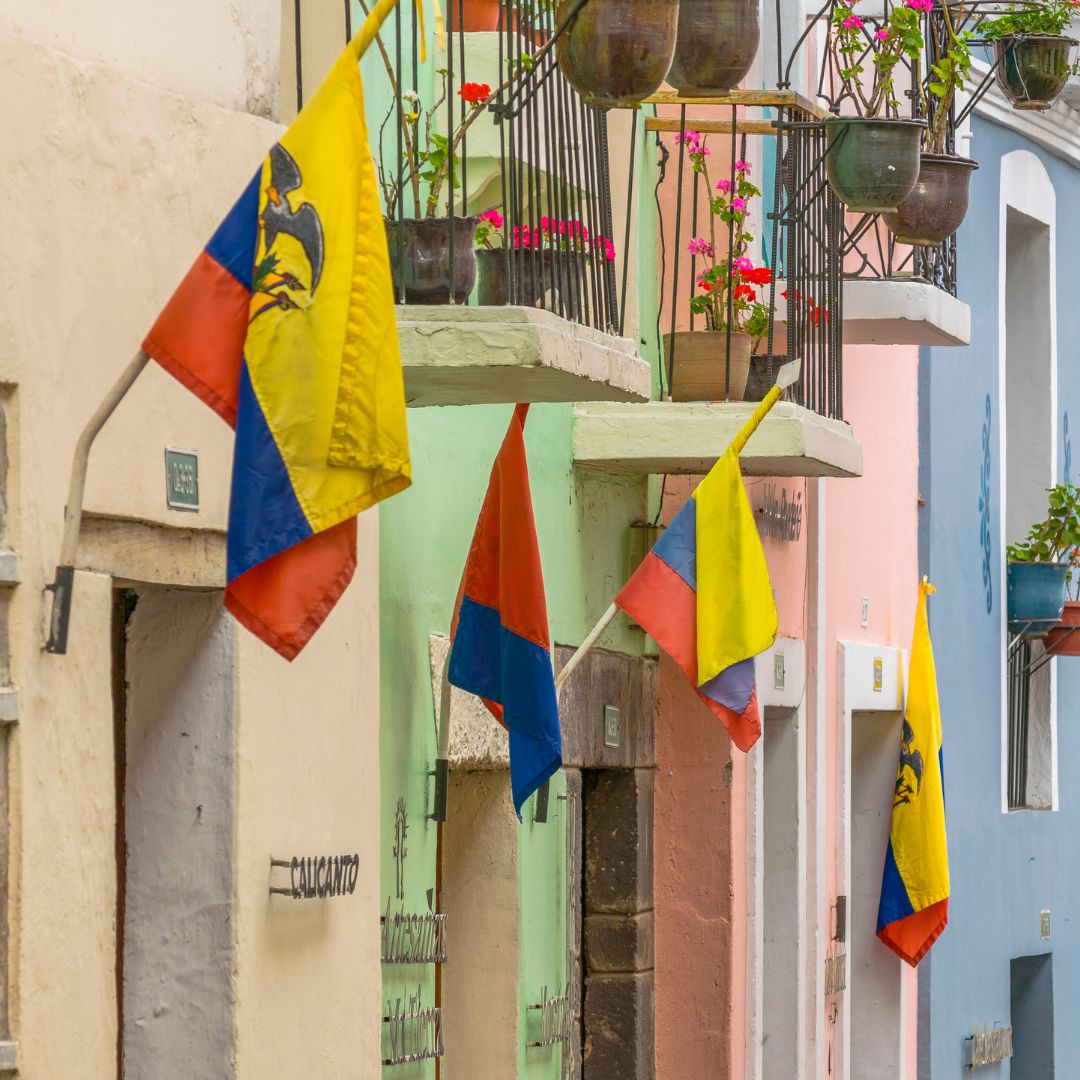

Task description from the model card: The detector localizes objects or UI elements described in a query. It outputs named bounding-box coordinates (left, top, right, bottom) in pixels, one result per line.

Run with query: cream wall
left=1, top=15, right=383, bottom=1078
left=0, top=0, right=281, bottom=117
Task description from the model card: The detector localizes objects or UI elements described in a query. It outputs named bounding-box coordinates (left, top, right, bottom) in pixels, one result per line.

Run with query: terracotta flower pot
left=667, top=0, right=759, bottom=96
left=446, top=0, right=503, bottom=32
left=1046, top=601, right=1080, bottom=655
left=385, top=216, right=479, bottom=305
left=882, top=153, right=979, bottom=247
left=476, top=247, right=552, bottom=306
left=555, top=0, right=679, bottom=108
left=824, top=116, right=926, bottom=214
left=663, top=330, right=751, bottom=402
left=994, top=34, right=1078, bottom=111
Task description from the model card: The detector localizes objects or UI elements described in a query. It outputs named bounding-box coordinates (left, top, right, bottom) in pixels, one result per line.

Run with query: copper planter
left=667, top=0, right=759, bottom=96
left=556, top=0, right=679, bottom=108
left=882, top=153, right=979, bottom=247
left=385, top=216, right=479, bottom=305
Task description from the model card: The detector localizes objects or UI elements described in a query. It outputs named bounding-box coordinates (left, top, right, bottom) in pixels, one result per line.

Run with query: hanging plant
left=981, top=1, right=1080, bottom=111
left=666, top=0, right=760, bottom=97
left=884, top=7, right=979, bottom=246
left=554, top=0, right=679, bottom=109
left=824, top=0, right=928, bottom=213
left=1006, top=483, right=1080, bottom=632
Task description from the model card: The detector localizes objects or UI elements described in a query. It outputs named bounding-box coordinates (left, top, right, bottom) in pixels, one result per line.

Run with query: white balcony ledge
left=842, top=278, right=971, bottom=347
left=399, top=305, right=651, bottom=408
left=572, top=401, right=863, bottom=478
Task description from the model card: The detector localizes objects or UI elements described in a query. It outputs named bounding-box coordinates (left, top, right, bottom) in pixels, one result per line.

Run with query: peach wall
left=824, top=344, right=920, bottom=1078
left=654, top=473, right=811, bottom=1080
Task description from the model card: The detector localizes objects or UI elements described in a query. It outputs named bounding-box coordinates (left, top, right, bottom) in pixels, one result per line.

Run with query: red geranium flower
left=743, top=266, right=773, bottom=286
left=458, top=82, right=492, bottom=104
left=735, top=284, right=757, bottom=301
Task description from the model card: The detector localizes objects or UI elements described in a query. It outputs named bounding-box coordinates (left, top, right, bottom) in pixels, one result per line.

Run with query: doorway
left=112, top=587, right=236, bottom=1079
left=849, top=710, right=904, bottom=1080
left=1011, top=953, right=1054, bottom=1076
left=762, top=707, right=800, bottom=1079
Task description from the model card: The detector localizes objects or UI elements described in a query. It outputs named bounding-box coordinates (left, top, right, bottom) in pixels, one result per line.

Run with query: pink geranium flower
left=731, top=197, right=746, bottom=212
left=716, top=178, right=732, bottom=193
left=687, top=237, right=715, bottom=258
left=842, top=14, right=863, bottom=29
left=735, top=160, right=752, bottom=173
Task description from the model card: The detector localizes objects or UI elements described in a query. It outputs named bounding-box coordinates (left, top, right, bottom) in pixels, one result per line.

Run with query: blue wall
left=922, top=116, right=1080, bottom=1075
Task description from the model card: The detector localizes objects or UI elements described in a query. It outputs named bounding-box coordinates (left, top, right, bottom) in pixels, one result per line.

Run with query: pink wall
left=823, top=344, right=920, bottom=1077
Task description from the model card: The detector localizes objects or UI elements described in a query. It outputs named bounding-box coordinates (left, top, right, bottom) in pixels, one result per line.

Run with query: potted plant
left=981, top=0, right=1079, bottom=111
left=825, top=0, right=928, bottom=213
left=666, top=0, right=760, bottom=96
left=379, top=78, right=499, bottom=304
left=475, top=214, right=615, bottom=308
left=884, top=5, right=979, bottom=246
left=555, top=0, right=679, bottom=108
left=1006, top=483, right=1080, bottom=633
left=664, top=134, right=774, bottom=401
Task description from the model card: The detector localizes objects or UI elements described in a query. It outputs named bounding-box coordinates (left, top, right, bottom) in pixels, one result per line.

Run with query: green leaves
left=1008, top=483, right=1080, bottom=567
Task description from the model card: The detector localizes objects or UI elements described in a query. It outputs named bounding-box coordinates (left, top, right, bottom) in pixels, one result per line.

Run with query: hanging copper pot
left=555, top=0, right=679, bottom=109
left=667, top=0, right=760, bottom=96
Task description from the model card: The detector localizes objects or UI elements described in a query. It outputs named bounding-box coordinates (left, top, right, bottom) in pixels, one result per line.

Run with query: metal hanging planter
left=824, top=116, right=926, bottom=214
left=666, top=0, right=760, bottom=97
left=663, top=331, right=752, bottom=402
left=385, top=216, right=480, bottom=305
left=1007, top=561, right=1069, bottom=634
left=882, top=153, right=979, bottom=247
left=993, top=34, right=1078, bottom=111
left=555, top=0, right=680, bottom=108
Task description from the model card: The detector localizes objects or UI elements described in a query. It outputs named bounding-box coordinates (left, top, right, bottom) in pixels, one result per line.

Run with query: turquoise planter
left=1007, top=561, right=1069, bottom=632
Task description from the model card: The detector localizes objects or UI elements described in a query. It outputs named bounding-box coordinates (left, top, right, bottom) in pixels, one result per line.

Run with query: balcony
left=337, top=2, right=646, bottom=408
left=572, top=89, right=861, bottom=479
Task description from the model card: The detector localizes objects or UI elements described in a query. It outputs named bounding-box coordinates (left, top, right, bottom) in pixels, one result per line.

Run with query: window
left=1001, top=152, right=1057, bottom=811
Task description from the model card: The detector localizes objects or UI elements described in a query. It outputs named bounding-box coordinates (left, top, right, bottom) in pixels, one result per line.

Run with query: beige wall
left=1, top=15, right=383, bottom=1078
left=0, top=0, right=281, bottom=117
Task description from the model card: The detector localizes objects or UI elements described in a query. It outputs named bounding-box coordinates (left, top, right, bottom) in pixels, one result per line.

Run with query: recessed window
left=1004, top=201, right=1055, bottom=812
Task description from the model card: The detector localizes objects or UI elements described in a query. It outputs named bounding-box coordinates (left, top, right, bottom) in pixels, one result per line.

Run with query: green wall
left=367, top=9, right=662, bottom=1075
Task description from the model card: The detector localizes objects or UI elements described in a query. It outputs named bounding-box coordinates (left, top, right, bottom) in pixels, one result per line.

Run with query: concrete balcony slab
left=572, top=401, right=862, bottom=478
left=841, top=278, right=971, bottom=347
left=399, top=305, right=651, bottom=408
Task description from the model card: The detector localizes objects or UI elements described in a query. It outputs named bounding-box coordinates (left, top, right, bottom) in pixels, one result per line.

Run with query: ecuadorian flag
left=877, top=579, right=949, bottom=965
left=143, top=26, right=410, bottom=659
left=616, top=390, right=780, bottom=750
left=449, top=405, right=562, bottom=816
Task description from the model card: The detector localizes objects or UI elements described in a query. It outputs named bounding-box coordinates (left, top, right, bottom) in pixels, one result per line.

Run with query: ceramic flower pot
left=824, top=116, right=925, bottom=214
left=476, top=247, right=552, bottom=306
left=1046, top=601, right=1080, bottom=656
left=385, top=216, right=480, bottom=305
left=882, top=153, right=979, bottom=247
left=1007, top=561, right=1069, bottom=634
left=663, top=330, right=751, bottom=401
left=446, top=0, right=503, bottom=32
left=666, top=0, right=759, bottom=96
left=555, top=0, right=680, bottom=108
left=994, top=34, right=1078, bottom=111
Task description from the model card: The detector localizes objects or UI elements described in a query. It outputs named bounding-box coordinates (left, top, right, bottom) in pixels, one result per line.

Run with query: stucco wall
left=922, top=114, right=1080, bottom=1075
left=0, top=0, right=281, bottom=117
left=3, top=22, right=384, bottom=1079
